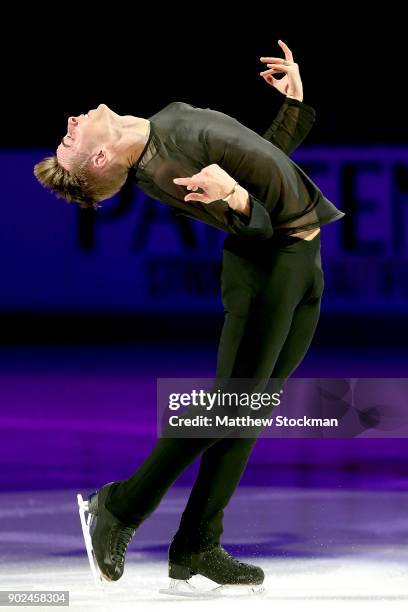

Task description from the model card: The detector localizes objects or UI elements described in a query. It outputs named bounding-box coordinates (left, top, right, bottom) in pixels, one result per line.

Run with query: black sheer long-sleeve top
left=130, top=96, right=345, bottom=240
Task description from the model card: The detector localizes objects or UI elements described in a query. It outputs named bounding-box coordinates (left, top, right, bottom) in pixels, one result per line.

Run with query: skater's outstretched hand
left=173, top=164, right=250, bottom=215
left=174, top=164, right=238, bottom=203
left=259, top=39, right=303, bottom=102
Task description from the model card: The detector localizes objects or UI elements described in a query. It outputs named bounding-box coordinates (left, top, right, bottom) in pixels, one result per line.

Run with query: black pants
left=105, top=230, right=324, bottom=552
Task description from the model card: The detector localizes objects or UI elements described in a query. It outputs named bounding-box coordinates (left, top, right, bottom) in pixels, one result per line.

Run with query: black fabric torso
left=130, top=99, right=345, bottom=238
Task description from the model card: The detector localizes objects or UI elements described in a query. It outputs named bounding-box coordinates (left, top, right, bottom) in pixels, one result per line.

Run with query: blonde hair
left=33, top=153, right=128, bottom=210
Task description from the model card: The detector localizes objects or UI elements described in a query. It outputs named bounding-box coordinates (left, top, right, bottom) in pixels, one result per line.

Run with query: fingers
left=260, top=39, right=294, bottom=65
left=262, top=74, right=278, bottom=84
left=259, top=57, right=287, bottom=64
left=173, top=176, right=203, bottom=201
left=260, top=63, right=288, bottom=76
left=173, top=176, right=202, bottom=189
left=173, top=177, right=191, bottom=186
left=184, top=193, right=208, bottom=202
left=278, top=39, right=294, bottom=62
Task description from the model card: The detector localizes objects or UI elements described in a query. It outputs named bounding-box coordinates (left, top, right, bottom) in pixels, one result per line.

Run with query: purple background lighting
left=1, top=20, right=407, bottom=500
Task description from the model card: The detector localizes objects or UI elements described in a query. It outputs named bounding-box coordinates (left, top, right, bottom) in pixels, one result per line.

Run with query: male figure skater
left=34, top=41, right=345, bottom=593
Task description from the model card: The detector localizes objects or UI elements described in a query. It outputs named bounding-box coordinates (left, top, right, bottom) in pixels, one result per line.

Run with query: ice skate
left=77, top=481, right=137, bottom=585
left=159, top=544, right=265, bottom=597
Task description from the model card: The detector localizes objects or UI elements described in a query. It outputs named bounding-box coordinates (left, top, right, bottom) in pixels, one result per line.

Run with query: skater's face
left=56, top=104, right=121, bottom=171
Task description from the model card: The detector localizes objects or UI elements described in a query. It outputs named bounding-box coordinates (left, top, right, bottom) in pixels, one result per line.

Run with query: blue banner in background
left=1, top=147, right=407, bottom=313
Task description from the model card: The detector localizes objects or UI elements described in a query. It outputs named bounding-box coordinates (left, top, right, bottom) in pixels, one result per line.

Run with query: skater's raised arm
left=258, top=40, right=316, bottom=155
left=260, top=97, right=316, bottom=156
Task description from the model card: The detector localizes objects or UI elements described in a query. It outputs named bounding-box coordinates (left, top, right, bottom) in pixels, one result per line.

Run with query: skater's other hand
left=259, top=39, right=303, bottom=102
left=173, top=164, right=239, bottom=205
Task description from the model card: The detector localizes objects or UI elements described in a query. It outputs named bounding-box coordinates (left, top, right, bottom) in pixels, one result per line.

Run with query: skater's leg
left=171, top=235, right=324, bottom=551
left=104, top=433, right=228, bottom=525
left=105, top=235, right=321, bottom=530
left=103, top=240, right=263, bottom=525
left=171, top=294, right=323, bottom=551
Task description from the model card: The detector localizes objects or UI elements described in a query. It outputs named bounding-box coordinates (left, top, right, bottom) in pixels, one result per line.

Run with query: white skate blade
left=159, top=579, right=220, bottom=598
left=159, top=578, right=265, bottom=599
left=77, top=493, right=107, bottom=589
left=212, top=583, right=266, bottom=597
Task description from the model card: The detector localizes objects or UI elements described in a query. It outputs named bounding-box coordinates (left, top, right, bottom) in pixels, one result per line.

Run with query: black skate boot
left=159, top=542, right=265, bottom=597
left=77, top=481, right=137, bottom=584
left=169, top=544, right=264, bottom=584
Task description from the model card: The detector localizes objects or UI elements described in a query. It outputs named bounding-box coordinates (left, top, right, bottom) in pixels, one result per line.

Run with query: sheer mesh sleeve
left=261, top=97, right=316, bottom=155
left=226, top=97, right=316, bottom=237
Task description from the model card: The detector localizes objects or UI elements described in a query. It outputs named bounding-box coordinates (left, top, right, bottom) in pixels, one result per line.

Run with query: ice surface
left=1, top=487, right=408, bottom=611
